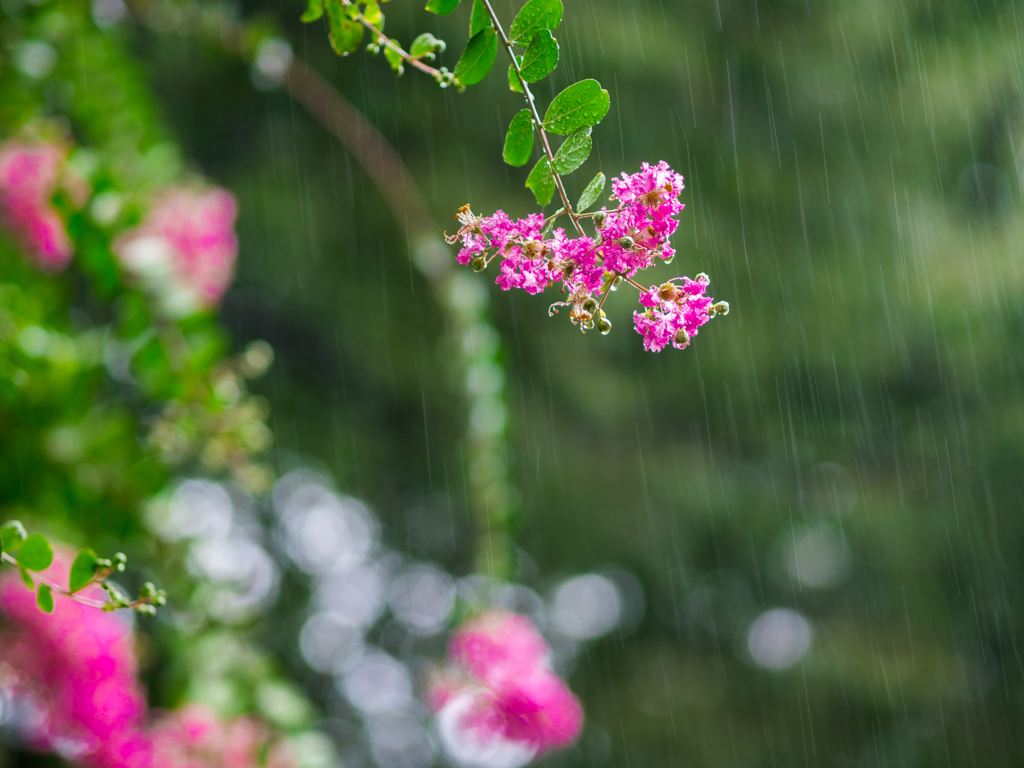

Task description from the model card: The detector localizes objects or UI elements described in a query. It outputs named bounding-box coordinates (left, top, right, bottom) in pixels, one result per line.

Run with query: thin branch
left=478, top=0, right=585, bottom=237
left=1, top=552, right=107, bottom=609
left=337, top=0, right=445, bottom=81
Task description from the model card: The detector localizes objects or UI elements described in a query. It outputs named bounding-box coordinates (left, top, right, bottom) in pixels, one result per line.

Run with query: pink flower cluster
left=0, top=558, right=149, bottom=768
left=0, top=560, right=296, bottom=768
left=429, top=612, right=582, bottom=768
left=148, top=705, right=295, bottom=768
left=449, top=161, right=728, bottom=351
left=114, top=187, right=239, bottom=316
left=0, top=141, right=74, bottom=270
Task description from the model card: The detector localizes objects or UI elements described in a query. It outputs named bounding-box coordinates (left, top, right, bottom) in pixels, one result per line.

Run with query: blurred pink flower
left=114, top=187, right=238, bottom=316
left=0, top=141, right=74, bottom=270
left=0, top=556, right=147, bottom=768
left=0, top=556, right=297, bottom=768
left=430, top=612, right=583, bottom=768
left=148, top=705, right=295, bottom=768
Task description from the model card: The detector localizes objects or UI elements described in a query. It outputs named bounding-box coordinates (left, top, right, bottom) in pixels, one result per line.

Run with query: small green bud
left=674, top=328, right=690, bottom=346
left=114, top=552, right=127, bottom=572
left=618, top=236, right=634, bottom=249
left=581, top=297, right=599, bottom=315
left=712, top=301, right=730, bottom=316
left=471, top=256, right=486, bottom=272
left=593, top=211, right=607, bottom=228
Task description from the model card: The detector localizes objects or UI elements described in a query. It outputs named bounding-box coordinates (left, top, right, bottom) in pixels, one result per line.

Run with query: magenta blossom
left=0, top=556, right=300, bottom=768
left=0, top=141, right=74, bottom=270
left=429, top=612, right=583, bottom=768
left=633, top=274, right=729, bottom=352
left=0, top=555, right=149, bottom=768
left=449, top=161, right=727, bottom=351
left=114, top=187, right=239, bottom=316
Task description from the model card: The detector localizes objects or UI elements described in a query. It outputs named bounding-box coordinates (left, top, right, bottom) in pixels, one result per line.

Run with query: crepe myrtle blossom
left=0, top=555, right=297, bottom=768
left=448, top=161, right=728, bottom=352
left=428, top=612, right=582, bottom=768
left=147, top=705, right=296, bottom=768
left=0, top=555, right=149, bottom=768
left=114, top=186, right=239, bottom=317
left=0, top=141, right=74, bottom=270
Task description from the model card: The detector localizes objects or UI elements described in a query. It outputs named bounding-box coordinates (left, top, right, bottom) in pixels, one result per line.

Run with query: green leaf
left=577, top=172, right=606, bottom=211
left=504, top=109, right=535, bottom=167
left=519, top=29, right=559, bottom=82
left=508, top=58, right=524, bottom=92
left=469, top=0, right=493, bottom=37
left=384, top=46, right=404, bottom=74
left=17, top=534, right=53, bottom=572
left=1, top=520, right=27, bottom=554
left=454, top=28, right=497, bottom=86
left=509, top=0, right=563, bottom=45
left=327, top=0, right=364, bottom=55
left=425, top=0, right=460, bottom=14
left=410, top=33, right=446, bottom=58
left=362, top=1, right=384, bottom=28
left=37, top=584, right=53, bottom=613
left=526, top=157, right=555, bottom=206
left=69, top=548, right=99, bottom=594
left=544, top=79, right=610, bottom=134
left=19, top=567, right=33, bottom=590
left=300, top=0, right=323, bottom=23
left=552, top=125, right=592, bottom=174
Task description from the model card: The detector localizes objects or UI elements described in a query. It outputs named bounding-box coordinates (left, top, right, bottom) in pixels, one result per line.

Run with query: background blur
left=5, top=0, right=1024, bottom=765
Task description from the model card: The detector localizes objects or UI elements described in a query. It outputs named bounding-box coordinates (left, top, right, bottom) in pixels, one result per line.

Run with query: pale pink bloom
left=114, top=187, right=238, bottom=316
left=430, top=612, right=583, bottom=768
left=0, top=141, right=74, bottom=269
left=148, top=705, right=296, bottom=768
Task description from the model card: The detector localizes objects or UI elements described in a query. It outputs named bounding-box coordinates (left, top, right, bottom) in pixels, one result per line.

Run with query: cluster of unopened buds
left=449, top=161, right=729, bottom=352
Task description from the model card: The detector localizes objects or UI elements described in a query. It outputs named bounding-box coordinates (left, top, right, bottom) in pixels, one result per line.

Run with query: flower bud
left=471, top=256, right=486, bottom=272
left=618, top=236, right=635, bottom=249
left=581, top=297, right=599, bottom=315
left=674, top=328, right=690, bottom=346
left=658, top=282, right=678, bottom=301
left=597, top=313, right=612, bottom=335
left=524, top=239, right=543, bottom=257
left=593, top=211, right=607, bottom=228
left=712, top=301, right=730, bottom=316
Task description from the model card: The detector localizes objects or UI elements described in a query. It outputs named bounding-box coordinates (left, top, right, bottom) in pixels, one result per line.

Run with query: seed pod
left=471, top=256, right=486, bottom=272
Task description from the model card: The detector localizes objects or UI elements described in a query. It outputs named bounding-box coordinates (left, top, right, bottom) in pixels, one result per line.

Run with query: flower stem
left=478, top=0, right=585, bottom=237
left=623, top=276, right=646, bottom=292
